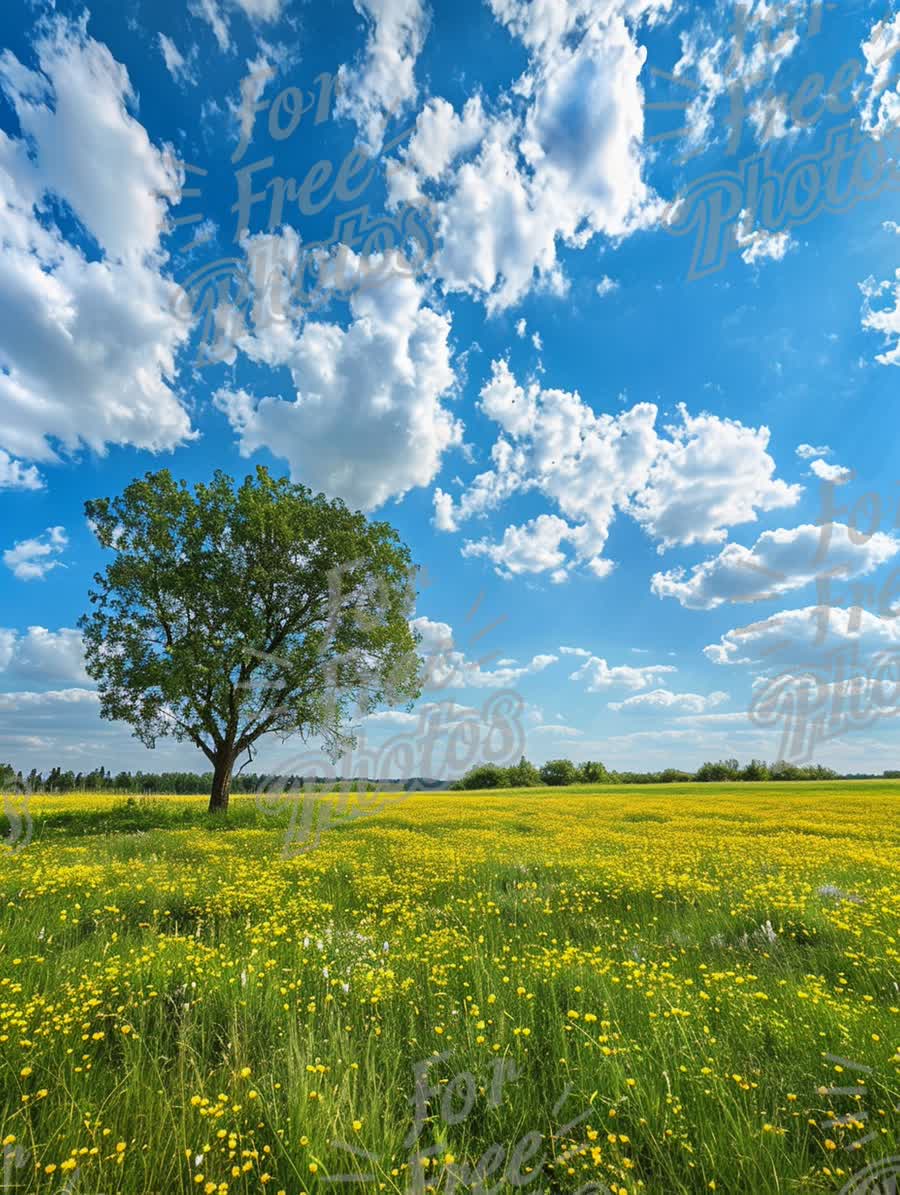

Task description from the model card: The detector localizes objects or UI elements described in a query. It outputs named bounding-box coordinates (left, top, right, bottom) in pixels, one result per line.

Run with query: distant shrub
left=577, top=760, right=608, bottom=783
left=507, top=756, right=542, bottom=787
left=540, top=759, right=577, bottom=787
left=452, top=763, right=512, bottom=790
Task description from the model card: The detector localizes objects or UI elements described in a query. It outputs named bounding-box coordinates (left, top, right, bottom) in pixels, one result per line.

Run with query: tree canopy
left=79, top=467, right=422, bottom=812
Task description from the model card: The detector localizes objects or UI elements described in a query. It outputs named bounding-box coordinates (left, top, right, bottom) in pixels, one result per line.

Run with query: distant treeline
left=0, top=764, right=450, bottom=795
left=1, top=759, right=893, bottom=795
left=450, top=757, right=884, bottom=788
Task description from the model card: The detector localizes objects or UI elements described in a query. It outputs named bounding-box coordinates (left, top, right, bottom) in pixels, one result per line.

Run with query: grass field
left=0, top=783, right=897, bottom=1194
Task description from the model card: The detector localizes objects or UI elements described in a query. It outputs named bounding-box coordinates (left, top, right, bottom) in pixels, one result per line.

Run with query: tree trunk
left=208, top=750, right=234, bottom=814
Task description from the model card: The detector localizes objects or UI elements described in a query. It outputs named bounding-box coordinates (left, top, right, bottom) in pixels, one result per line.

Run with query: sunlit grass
left=1, top=783, right=897, bottom=1193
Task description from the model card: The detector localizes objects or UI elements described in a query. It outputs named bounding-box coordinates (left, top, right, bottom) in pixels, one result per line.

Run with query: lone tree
left=80, top=467, right=422, bottom=813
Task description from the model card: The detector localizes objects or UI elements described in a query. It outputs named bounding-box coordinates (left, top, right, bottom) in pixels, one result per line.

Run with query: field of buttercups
left=0, top=783, right=897, bottom=1194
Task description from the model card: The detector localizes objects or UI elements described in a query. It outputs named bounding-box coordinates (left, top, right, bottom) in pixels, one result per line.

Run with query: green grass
left=0, top=783, right=897, bottom=1194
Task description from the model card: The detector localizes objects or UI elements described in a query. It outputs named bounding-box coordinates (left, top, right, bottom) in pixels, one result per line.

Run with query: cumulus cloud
left=0, top=451, right=43, bottom=491
left=214, top=246, right=461, bottom=511
left=3, top=527, right=68, bottom=581
left=413, top=616, right=558, bottom=690
left=704, top=605, right=900, bottom=671
left=860, top=271, right=900, bottom=367
left=628, top=403, right=801, bottom=550
left=596, top=275, right=619, bottom=296
left=561, top=646, right=677, bottom=692
left=438, top=362, right=800, bottom=576
left=0, top=18, right=193, bottom=467
left=809, top=459, right=853, bottom=485
left=387, top=2, right=666, bottom=310
left=608, top=687, right=729, bottom=713
left=652, top=523, right=898, bottom=610
left=462, top=514, right=598, bottom=581
left=336, top=0, right=430, bottom=152
left=0, top=626, right=88, bottom=684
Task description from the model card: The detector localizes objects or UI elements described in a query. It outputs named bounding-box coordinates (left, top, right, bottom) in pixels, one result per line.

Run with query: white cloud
left=0, top=687, right=100, bottom=712
left=3, top=527, right=68, bottom=581
left=652, top=523, right=898, bottom=610
left=735, top=210, right=795, bottom=266
left=158, top=33, right=197, bottom=85
left=234, top=0, right=286, bottom=18
left=214, top=245, right=461, bottom=511
left=667, top=6, right=804, bottom=160
left=463, top=514, right=577, bottom=579
left=363, top=700, right=476, bottom=729
left=187, top=0, right=279, bottom=51
left=336, top=0, right=429, bottom=152
left=437, top=364, right=800, bottom=574
left=386, top=95, right=487, bottom=201
left=796, top=443, right=830, bottom=460
left=0, top=19, right=193, bottom=467
left=0, top=22, right=179, bottom=259
left=809, top=459, right=852, bottom=485
left=189, top=0, right=231, bottom=51
left=860, top=12, right=900, bottom=139
left=0, top=626, right=88, bottom=684
left=389, top=4, right=666, bottom=311
left=0, top=451, right=43, bottom=491
left=704, top=605, right=900, bottom=671
left=561, top=646, right=677, bottom=692
left=608, top=688, right=728, bottom=714
left=530, top=723, right=583, bottom=737
left=860, top=271, right=900, bottom=368
left=628, top=403, right=801, bottom=550
left=229, top=53, right=277, bottom=157
left=413, top=616, right=558, bottom=690
left=595, top=275, right=619, bottom=296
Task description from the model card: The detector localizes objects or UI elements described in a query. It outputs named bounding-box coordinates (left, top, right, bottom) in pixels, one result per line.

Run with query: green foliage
left=539, top=758, right=577, bottom=786
left=694, top=758, right=741, bottom=782
left=576, top=760, right=608, bottom=783
left=79, top=466, right=422, bottom=811
left=451, top=763, right=512, bottom=790
left=507, top=755, right=541, bottom=786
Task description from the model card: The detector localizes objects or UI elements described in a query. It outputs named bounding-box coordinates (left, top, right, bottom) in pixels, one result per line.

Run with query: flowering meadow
left=0, top=783, right=897, bottom=1194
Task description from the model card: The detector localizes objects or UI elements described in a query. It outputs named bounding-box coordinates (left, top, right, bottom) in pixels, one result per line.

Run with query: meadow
left=0, top=782, right=897, bottom=1194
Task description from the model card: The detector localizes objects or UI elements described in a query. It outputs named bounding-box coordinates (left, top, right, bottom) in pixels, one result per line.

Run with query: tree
left=540, top=758, right=577, bottom=786
left=741, top=758, right=770, bottom=781
left=577, top=760, right=608, bottom=783
left=695, top=758, right=740, bottom=782
left=80, top=467, right=422, bottom=814
left=452, top=763, right=511, bottom=790
left=507, top=756, right=541, bottom=787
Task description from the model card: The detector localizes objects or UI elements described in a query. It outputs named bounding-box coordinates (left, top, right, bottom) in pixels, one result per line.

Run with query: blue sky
left=2, top=0, right=900, bottom=778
